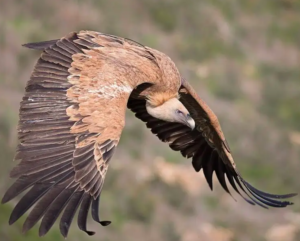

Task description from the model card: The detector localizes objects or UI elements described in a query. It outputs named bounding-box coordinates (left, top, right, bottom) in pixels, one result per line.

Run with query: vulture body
left=1, top=30, right=296, bottom=237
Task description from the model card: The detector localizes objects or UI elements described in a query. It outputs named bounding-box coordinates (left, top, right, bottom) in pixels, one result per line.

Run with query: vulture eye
left=187, top=113, right=191, bottom=119
left=176, top=110, right=183, bottom=115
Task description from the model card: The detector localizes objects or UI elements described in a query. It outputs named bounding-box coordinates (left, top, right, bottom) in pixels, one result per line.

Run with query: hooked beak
left=180, top=114, right=195, bottom=130
left=178, top=113, right=196, bottom=130
left=186, top=118, right=195, bottom=130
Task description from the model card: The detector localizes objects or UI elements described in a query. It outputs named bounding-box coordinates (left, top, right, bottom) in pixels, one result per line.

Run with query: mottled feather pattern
left=2, top=31, right=150, bottom=237
left=1, top=30, right=297, bottom=238
left=2, top=30, right=186, bottom=237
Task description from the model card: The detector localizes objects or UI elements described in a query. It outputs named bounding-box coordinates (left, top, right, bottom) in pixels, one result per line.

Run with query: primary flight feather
left=1, top=30, right=296, bottom=237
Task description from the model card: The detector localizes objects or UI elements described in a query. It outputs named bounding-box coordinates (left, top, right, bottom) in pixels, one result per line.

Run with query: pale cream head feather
left=146, top=98, right=195, bottom=129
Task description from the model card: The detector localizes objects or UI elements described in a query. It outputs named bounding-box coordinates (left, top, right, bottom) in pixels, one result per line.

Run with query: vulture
left=1, top=30, right=296, bottom=237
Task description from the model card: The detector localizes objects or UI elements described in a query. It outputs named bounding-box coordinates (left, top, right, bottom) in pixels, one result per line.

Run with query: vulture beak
left=187, top=118, right=195, bottom=130
left=179, top=113, right=195, bottom=130
left=185, top=114, right=195, bottom=130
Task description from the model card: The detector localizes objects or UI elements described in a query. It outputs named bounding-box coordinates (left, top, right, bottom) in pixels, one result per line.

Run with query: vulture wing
left=1, top=31, right=161, bottom=237
left=128, top=79, right=297, bottom=208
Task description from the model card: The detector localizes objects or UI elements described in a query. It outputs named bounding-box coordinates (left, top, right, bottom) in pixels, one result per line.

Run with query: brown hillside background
left=1, top=0, right=300, bottom=241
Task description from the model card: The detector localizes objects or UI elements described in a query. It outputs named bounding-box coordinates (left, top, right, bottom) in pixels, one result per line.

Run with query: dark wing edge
left=1, top=32, right=112, bottom=238
left=128, top=83, right=297, bottom=209
left=179, top=79, right=297, bottom=208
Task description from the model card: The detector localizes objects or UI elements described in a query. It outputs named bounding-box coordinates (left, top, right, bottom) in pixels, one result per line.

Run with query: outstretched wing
left=2, top=31, right=160, bottom=237
left=128, top=79, right=297, bottom=208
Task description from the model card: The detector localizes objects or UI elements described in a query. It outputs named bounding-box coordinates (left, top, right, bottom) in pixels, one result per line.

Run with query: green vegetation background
left=1, top=0, right=300, bottom=241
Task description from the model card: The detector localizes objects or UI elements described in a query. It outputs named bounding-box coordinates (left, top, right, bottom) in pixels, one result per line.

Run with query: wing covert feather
left=1, top=30, right=157, bottom=237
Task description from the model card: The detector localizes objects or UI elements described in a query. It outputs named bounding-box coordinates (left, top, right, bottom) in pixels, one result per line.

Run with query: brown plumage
left=1, top=30, right=296, bottom=237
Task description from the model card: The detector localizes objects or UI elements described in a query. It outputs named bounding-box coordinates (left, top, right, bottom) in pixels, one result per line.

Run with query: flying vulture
left=1, top=30, right=296, bottom=237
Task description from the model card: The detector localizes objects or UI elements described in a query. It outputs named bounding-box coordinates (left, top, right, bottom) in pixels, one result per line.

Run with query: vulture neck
left=147, top=92, right=179, bottom=107
left=146, top=93, right=180, bottom=123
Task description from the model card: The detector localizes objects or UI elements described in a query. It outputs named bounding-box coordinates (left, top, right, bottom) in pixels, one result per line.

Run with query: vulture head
left=146, top=97, right=195, bottom=129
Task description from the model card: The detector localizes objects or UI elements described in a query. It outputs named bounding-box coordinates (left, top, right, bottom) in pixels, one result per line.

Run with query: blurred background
left=1, top=0, right=300, bottom=240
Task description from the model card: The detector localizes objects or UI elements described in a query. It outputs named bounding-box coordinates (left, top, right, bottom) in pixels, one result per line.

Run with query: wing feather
left=39, top=186, right=78, bottom=236
left=128, top=83, right=296, bottom=208
left=2, top=31, right=138, bottom=237
left=91, top=196, right=111, bottom=226
left=77, top=194, right=95, bottom=236
left=59, top=191, right=84, bottom=237
left=179, top=79, right=297, bottom=206
left=22, top=39, right=58, bottom=50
